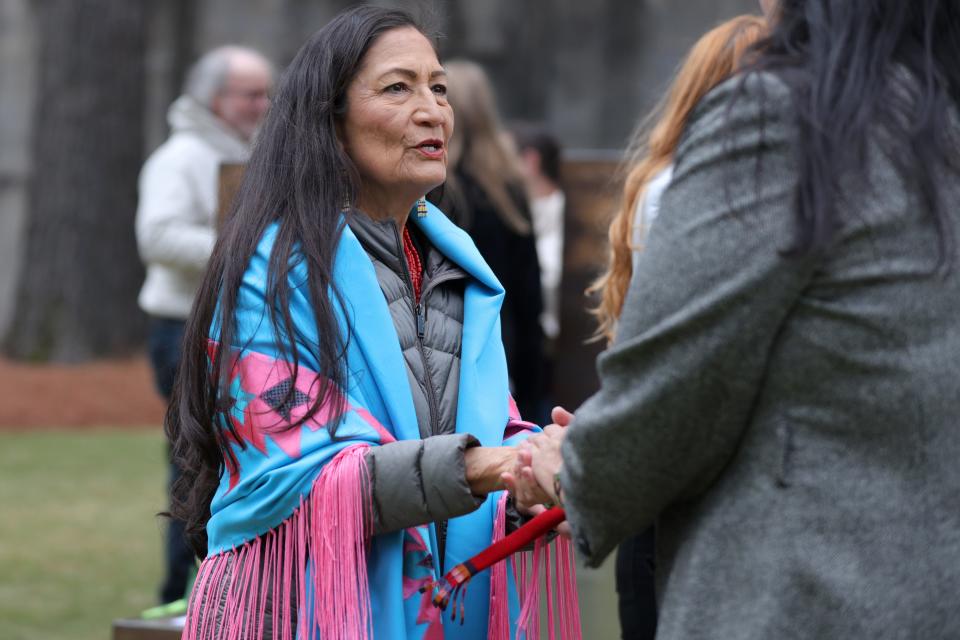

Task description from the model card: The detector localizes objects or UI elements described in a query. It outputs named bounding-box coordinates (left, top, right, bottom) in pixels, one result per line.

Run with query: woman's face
left=340, top=27, right=454, bottom=213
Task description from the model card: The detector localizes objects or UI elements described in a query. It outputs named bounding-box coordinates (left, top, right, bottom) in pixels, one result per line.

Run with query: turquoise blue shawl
left=181, top=202, right=534, bottom=639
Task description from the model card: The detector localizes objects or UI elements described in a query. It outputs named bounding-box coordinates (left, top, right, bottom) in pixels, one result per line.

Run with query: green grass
left=0, top=429, right=168, bottom=640
left=0, top=429, right=621, bottom=639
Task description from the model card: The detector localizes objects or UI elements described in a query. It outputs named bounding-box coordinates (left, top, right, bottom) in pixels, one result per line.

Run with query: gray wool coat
left=561, top=72, right=960, bottom=639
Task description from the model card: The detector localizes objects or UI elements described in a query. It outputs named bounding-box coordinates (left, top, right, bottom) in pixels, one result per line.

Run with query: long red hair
left=589, top=15, right=768, bottom=342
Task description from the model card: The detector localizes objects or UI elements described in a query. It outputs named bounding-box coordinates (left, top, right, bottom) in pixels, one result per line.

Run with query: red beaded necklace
left=402, top=225, right=423, bottom=303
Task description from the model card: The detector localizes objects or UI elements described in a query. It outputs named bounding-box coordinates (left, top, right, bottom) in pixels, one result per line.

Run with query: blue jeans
left=147, top=317, right=196, bottom=603
left=147, top=317, right=185, bottom=398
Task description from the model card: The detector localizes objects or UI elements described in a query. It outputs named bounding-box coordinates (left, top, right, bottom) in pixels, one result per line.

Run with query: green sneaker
left=140, top=598, right=187, bottom=620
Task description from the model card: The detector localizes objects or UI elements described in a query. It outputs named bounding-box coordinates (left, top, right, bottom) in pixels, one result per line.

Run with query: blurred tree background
left=4, top=1, right=147, bottom=361
left=0, top=0, right=756, bottom=363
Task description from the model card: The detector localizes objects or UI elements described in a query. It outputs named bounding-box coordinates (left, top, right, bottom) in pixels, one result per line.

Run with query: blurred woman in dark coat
left=429, top=60, right=545, bottom=423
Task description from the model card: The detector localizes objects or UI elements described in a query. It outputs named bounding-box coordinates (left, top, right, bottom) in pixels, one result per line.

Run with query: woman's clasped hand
left=502, top=406, right=575, bottom=538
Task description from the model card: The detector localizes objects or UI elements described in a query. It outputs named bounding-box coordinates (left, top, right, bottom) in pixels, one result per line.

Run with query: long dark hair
left=166, top=6, right=433, bottom=557
left=749, top=0, right=960, bottom=262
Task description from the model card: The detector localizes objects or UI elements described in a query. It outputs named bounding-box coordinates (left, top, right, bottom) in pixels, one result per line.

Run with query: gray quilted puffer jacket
left=349, top=212, right=487, bottom=563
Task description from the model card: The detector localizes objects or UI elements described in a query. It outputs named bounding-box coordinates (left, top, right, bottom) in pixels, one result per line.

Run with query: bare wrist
left=465, top=446, right=513, bottom=495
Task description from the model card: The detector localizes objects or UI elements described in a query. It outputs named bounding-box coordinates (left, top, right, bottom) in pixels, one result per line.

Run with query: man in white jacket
left=136, top=45, right=273, bottom=606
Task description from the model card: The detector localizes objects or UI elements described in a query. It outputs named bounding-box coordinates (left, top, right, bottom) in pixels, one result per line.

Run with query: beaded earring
left=416, top=198, right=428, bottom=218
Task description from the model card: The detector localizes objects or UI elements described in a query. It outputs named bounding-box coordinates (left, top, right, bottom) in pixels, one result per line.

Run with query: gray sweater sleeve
left=365, top=433, right=485, bottom=534
left=560, top=74, right=818, bottom=566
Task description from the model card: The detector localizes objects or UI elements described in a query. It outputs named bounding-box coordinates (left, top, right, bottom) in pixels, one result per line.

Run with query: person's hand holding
left=502, top=407, right=575, bottom=539
left=524, top=422, right=567, bottom=503
left=549, top=406, right=574, bottom=428
left=464, top=446, right=516, bottom=495
left=501, top=443, right=573, bottom=540
left=500, top=442, right=552, bottom=509
left=501, top=406, right=574, bottom=509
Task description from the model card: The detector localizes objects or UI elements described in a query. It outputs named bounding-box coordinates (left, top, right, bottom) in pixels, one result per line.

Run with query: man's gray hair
left=183, top=46, right=271, bottom=107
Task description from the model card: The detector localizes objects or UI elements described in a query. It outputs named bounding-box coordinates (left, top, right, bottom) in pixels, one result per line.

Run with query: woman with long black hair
left=510, top=1, right=960, bottom=637
left=166, top=6, right=575, bottom=639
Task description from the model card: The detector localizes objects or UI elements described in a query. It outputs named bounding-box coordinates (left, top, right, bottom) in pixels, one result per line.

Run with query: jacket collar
left=345, top=210, right=406, bottom=275
left=410, top=201, right=503, bottom=294
left=332, top=202, right=504, bottom=443
left=347, top=204, right=491, bottom=289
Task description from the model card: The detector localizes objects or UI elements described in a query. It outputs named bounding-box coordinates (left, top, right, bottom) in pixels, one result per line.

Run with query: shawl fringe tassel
left=488, top=493, right=582, bottom=640
left=181, top=444, right=373, bottom=640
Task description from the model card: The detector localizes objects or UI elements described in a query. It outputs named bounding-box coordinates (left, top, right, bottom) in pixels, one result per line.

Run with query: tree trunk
left=4, top=0, right=148, bottom=362
left=168, top=0, right=198, bottom=101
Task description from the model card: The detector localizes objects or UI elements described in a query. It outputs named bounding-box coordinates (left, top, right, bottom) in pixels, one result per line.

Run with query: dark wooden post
left=553, top=152, right=622, bottom=408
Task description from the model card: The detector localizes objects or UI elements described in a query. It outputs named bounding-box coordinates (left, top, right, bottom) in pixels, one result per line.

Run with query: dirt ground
left=0, top=355, right=166, bottom=429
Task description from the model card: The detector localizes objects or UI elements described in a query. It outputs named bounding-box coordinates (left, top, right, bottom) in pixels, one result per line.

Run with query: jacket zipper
left=393, top=224, right=442, bottom=438
left=392, top=224, right=468, bottom=575
left=419, top=270, right=465, bottom=576
left=393, top=224, right=447, bottom=571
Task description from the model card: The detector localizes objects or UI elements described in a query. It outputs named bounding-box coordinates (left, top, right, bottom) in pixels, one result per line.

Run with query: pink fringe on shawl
left=486, top=493, right=582, bottom=640
left=181, top=444, right=373, bottom=640
left=486, top=493, right=511, bottom=638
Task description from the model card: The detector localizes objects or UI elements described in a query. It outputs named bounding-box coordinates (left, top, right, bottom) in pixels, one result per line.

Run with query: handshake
left=500, top=406, right=574, bottom=539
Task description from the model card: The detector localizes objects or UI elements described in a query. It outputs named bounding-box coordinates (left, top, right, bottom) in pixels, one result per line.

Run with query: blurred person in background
left=584, top=16, right=767, bottom=639
left=429, top=60, right=545, bottom=423
left=135, top=45, right=273, bottom=606
left=167, top=7, right=574, bottom=639
left=512, top=123, right=565, bottom=423
left=510, top=0, right=960, bottom=637
left=512, top=123, right=565, bottom=345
